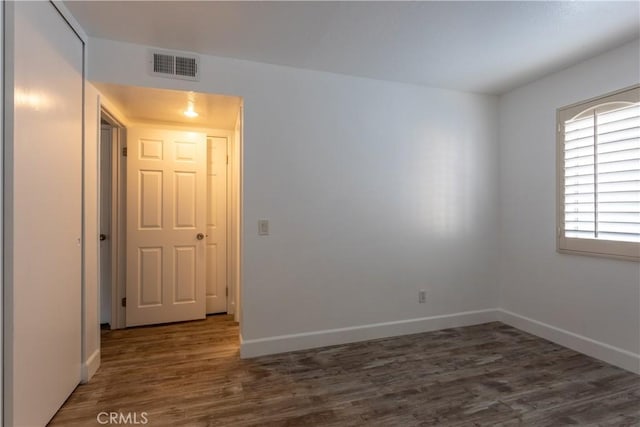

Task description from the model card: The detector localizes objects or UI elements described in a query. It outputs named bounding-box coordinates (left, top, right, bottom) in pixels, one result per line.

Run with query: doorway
left=95, top=83, right=242, bottom=330
left=98, top=111, right=125, bottom=329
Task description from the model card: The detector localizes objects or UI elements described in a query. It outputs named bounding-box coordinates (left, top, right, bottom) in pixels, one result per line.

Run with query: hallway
left=50, top=316, right=640, bottom=426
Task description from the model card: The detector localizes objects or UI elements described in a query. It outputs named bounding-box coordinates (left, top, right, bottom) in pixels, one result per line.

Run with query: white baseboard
left=81, top=349, right=100, bottom=383
left=240, top=308, right=499, bottom=358
left=498, top=309, right=640, bottom=374
left=240, top=308, right=640, bottom=375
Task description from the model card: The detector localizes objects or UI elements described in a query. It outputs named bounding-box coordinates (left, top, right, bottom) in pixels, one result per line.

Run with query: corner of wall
left=498, top=309, right=640, bottom=374
left=495, top=39, right=640, bottom=374
left=81, top=349, right=101, bottom=383
left=83, top=83, right=101, bottom=379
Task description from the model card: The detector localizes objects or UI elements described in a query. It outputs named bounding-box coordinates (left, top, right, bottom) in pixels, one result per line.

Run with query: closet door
left=6, top=2, right=84, bottom=425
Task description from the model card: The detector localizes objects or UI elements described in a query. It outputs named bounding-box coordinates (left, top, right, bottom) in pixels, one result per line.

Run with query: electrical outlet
left=258, top=219, right=269, bottom=235
left=418, top=290, right=426, bottom=304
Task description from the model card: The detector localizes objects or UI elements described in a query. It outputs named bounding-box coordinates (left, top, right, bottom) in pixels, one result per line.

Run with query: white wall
left=83, top=83, right=101, bottom=382
left=88, top=38, right=500, bottom=354
left=498, top=39, right=640, bottom=372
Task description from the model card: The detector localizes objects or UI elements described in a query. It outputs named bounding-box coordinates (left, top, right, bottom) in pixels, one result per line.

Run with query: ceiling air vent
left=149, top=50, right=200, bottom=81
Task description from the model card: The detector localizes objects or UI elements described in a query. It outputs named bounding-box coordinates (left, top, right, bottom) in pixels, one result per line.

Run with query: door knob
left=196, top=233, right=205, bottom=240
left=99, top=234, right=107, bottom=241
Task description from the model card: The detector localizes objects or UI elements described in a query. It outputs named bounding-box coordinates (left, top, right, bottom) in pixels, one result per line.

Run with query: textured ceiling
left=68, top=1, right=640, bottom=94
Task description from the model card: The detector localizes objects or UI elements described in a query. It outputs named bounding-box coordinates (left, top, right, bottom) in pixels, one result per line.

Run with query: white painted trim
left=556, top=85, right=640, bottom=262
left=98, top=105, right=126, bottom=330
left=80, top=349, right=100, bottom=384
left=200, top=130, right=234, bottom=315
left=235, top=104, right=244, bottom=327
left=0, top=2, right=5, bottom=424
left=50, top=1, right=88, bottom=43
left=82, top=83, right=101, bottom=387
left=114, top=123, right=126, bottom=329
left=240, top=309, right=499, bottom=358
left=225, top=133, right=233, bottom=316
left=498, top=309, right=640, bottom=374
left=99, top=94, right=130, bottom=128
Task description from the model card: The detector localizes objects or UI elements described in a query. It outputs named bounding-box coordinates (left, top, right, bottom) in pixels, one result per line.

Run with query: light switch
left=258, top=219, right=269, bottom=235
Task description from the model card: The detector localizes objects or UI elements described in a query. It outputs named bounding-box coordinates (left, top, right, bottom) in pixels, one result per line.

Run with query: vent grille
left=153, top=53, right=174, bottom=74
left=175, top=56, right=197, bottom=77
left=150, top=50, right=199, bottom=81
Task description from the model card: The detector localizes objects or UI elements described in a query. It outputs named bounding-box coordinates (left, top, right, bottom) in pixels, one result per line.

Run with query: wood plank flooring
left=49, top=316, right=640, bottom=426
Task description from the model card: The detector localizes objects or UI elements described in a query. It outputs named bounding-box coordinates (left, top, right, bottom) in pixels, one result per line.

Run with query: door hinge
left=226, top=287, right=228, bottom=297
left=122, top=146, right=128, bottom=157
left=121, top=297, right=127, bottom=307
left=226, top=155, right=229, bottom=165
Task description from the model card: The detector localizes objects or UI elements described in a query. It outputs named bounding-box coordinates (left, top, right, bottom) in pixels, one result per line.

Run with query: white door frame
left=97, top=117, right=243, bottom=329
left=204, top=128, right=241, bottom=318
left=206, top=132, right=231, bottom=315
left=99, top=108, right=127, bottom=329
left=118, top=127, right=240, bottom=321
left=203, top=118, right=243, bottom=321
left=230, top=105, right=243, bottom=323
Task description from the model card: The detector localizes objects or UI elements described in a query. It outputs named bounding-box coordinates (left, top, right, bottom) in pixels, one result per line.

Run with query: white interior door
left=7, top=2, right=83, bottom=425
left=126, top=127, right=207, bottom=326
left=206, top=137, right=228, bottom=313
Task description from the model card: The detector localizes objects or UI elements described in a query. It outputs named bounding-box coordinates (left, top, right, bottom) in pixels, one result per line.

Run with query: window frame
left=556, top=84, right=640, bottom=262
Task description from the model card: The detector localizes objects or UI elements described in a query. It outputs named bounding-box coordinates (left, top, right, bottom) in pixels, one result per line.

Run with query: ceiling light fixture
left=183, top=108, right=198, bottom=118
left=184, top=97, right=199, bottom=118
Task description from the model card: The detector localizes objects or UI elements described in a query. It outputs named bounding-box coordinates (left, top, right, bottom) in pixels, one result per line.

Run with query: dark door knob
left=196, top=233, right=205, bottom=240
left=99, top=234, right=107, bottom=241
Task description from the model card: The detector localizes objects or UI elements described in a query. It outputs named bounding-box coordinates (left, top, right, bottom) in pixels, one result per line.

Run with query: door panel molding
left=126, top=127, right=207, bottom=326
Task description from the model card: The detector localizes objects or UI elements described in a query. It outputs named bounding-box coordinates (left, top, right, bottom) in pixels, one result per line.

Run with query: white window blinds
left=559, top=86, right=640, bottom=261
left=563, top=102, right=640, bottom=242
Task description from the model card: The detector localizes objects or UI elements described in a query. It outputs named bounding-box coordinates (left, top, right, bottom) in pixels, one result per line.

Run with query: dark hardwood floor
left=49, top=315, right=640, bottom=426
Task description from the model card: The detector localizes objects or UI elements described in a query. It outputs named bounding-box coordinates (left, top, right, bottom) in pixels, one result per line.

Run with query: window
left=557, top=85, right=640, bottom=261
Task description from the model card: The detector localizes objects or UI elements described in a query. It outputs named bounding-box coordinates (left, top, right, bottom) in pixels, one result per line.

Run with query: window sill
left=557, top=247, right=640, bottom=262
